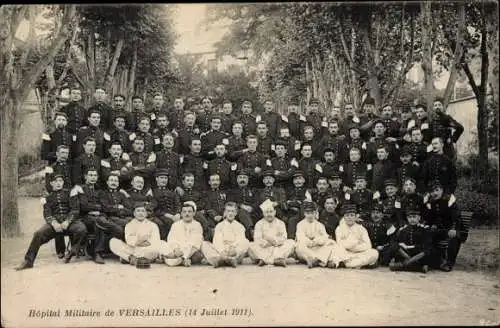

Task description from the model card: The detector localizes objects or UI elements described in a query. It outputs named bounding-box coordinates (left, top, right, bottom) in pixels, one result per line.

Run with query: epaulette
left=147, top=152, right=156, bottom=163
left=70, top=185, right=84, bottom=197
left=103, top=132, right=111, bottom=141
left=145, top=189, right=153, bottom=197
left=448, top=194, right=456, bottom=207
left=122, top=152, right=130, bottom=161
left=353, top=116, right=360, bottom=124
left=44, top=166, right=54, bottom=174
left=398, top=224, right=407, bottom=231
left=129, top=132, right=136, bottom=141
left=386, top=225, right=396, bottom=235
left=314, top=163, right=323, bottom=173
left=119, top=189, right=130, bottom=198
left=101, top=159, right=111, bottom=168
left=42, top=133, right=51, bottom=141
left=40, top=197, right=47, bottom=205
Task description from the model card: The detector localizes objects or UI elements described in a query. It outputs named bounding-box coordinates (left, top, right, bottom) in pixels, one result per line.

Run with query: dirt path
left=1, top=198, right=499, bottom=327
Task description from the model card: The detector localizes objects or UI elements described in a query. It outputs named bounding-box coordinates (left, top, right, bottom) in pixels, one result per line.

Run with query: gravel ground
left=1, top=197, right=499, bottom=327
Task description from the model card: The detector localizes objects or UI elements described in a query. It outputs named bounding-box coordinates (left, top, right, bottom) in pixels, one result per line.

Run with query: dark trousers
left=24, top=221, right=87, bottom=264
left=54, top=235, right=66, bottom=255
left=378, top=244, right=398, bottom=266
left=150, top=216, right=174, bottom=241
left=429, top=235, right=462, bottom=268
left=282, top=208, right=302, bottom=240
left=237, top=209, right=256, bottom=241
left=95, top=216, right=129, bottom=253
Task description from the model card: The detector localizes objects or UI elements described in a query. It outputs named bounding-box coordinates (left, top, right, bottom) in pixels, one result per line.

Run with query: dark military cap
left=309, top=98, right=320, bottom=105
left=292, top=171, right=305, bottom=178
left=155, top=169, right=169, bottom=177
left=341, top=203, right=357, bottom=214
left=406, top=209, right=421, bottom=216
left=404, top=177, right=417, bottom=186
left=348, top=124, right=360, bottom=132
left=54, top=112, right=68, bottom=120
left=371, top=202, right=384, bottom=212
left=50, top=173, right=65, bottom=181
left=323, top=148, right=335, bottom=154
left=262, top=170, right=275, bottom=178
left=237, top=168, right=250, bottom=176
left=113, top=112, right=127, bottom=120
left=400, top=145, right=412, bottom=156
left=354, top=175, right=367, bottom=181
left=384, top=179, right=397, bottom=188
left=133, top=202, right=150, bottom=210
left=373, top=118, right=385, bottom=126
left=362, top=96, right=375, bottom=106
left=303, top=201, right=318, bottom=213
left=329, top=173, right=341, bottom=179
left=288, top=96, right=300, bottom=105
left=429, top=180, right=443, bottom=190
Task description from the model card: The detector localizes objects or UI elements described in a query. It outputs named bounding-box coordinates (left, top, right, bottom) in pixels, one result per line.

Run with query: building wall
left=447, top=96, right=477, bottom=157
left=19, top=89, right=43, bottom=159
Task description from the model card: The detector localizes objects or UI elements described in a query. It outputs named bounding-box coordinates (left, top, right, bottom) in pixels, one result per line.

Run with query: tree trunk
left=127, top=45, right=138, bottom=111
left=104, top=38, right=125, bottom=96
left=84, top=30, right=96, bottom=106
left=421, top=1, right=435, bottom=116
left=1, top=94, right=21, bottom=237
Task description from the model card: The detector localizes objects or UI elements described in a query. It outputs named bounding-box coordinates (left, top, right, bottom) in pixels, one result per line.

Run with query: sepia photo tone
left=1, top=2, right=499, bottom=327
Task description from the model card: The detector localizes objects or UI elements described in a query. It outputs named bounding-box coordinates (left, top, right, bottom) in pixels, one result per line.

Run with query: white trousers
left=109, top=238, right=160, bottom=261
left=200, top=241, right=249, bottom=265
left=157, top=240, right=200, bottom=266
left=248, top=239, right=295, bottom=264
left=342, top=248, right=379, bottom=268
left=295, top=242, right=347, bottom=266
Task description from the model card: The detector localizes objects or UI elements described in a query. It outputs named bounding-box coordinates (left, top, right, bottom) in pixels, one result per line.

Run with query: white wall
left=447, top=97, right=477, bottom=157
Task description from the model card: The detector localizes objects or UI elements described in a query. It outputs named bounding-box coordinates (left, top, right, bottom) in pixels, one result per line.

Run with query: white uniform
left=201, top=219, right=250, bottom=265
left=109, top=218, right=161, bottom=261
left=248, top=218, right=295, bottom=264
left=295, top=219, right=346, bottom=266
left=158, top=219, right=203, bottom=266
left=335, top=218, right=379, bottom=268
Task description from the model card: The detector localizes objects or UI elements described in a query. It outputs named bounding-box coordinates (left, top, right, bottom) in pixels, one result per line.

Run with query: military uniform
left=128, top=151, right=156, bottom=187
left=284, top=112, right=306, bottom=140
left=260, top=111, right=281, bottom=139
left=100, top=156, right=132, bottom=187
left=205, top=188, right=228, bottom=240
left=95, top=188, right=133, bottom=255
left=297, top=157, right=322, bottom=189
left=392, top=220, right=433, bottom=271
left=236, top=150, right=267, bottom=188
left=150, top=186, right=181, bottom=240
left=228, top=186, right=257, bottom=239
left=168, top=108, right=185, bottom=132
left=44, top=162, right=72, bottom=192
left=340, top=162, right=371, bottom=188
left=87, top=102, right=113, bottom=131
left=430, top=111, right=464, bottom=159
left=381, top=194, right=404, bottom=227
left=256, top=134, right=274, bottom=157
left=320, top=162, right=341, bottom=180
left=147, top=108, right=168, bottom=130
left=126, top=109, right=145, bottom=132
left=343, top=137, right=368, bottom=164
left=75, top=125, right=105, bottom=158
left=72, top=153, right=101, bottom=185
left=408, top=141, right=429, bottom=166
left=226, top=135, right=247, bottom=162
left=195, top=110, right=214, bottom=133
left=41, top=128, right=74, bottom=164
left=104, top=129, right=131, bottom=153
left=129, top=131, right=161, bottom=154
left=317, top=134, right=346, bottom=161
left=267, top=157, right=293, bottom=188
left=423, top=191, right=462, bottom=270
left=205, top=157, right=236, bottom=190
left=397, top=162, right=420, bottom=190
left=156, top=149, right=182, bottom=189
left=371, top=159, right=397, bottom=193
left=283, top=182, right=310, bottom=239
left=309, top=189, right=334, bottom=212
left=200, top=130, right=229, bottom=155
left=220, top=113, right=239, bottom=134
left=351, top=188, right=375, bottom=220
left=306, top=112, right=327, bottom=138
left=60, top=101, right=87, bottom=135
left=421, top=152, right=457, bottom=193
left=381, top=117, right=401, bottom=139
left=366, top=136, right=399, bottom=165
left=177, top=126, right=200, bottom=155
left=21, top=188, right=86, bottom=266
left=340, top=115, right=361, bottom=137
left=362, top=218, right=396, bottom=265
left=239, top=113, right=257, bottom=137
left=276, top=136, right=301, bottom=160
left=401, top=192, right=425, bottom=216
left=319, top=209, right=341, bottom=237
left=182, top=153, right=207, bottom=191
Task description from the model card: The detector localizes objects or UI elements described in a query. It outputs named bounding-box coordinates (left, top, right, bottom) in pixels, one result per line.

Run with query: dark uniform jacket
left=205, top=188, right=228, bottom=219
left=278, top=136, right=301, bottom=160
left=298, top=157, right=322, bottom=189
left=176, top=126, right=200, bottom=155
left=351, top=188, right=374, bottom=219
left=268, top=157, right=294, bottom=188
left=156, top=149, right=181, bottom=186
left=128, top=151, right=156, bottom=182
left=99, top=188, right=133, bottom=218
left=428, top=112, right=464, bottom=145
left=125, top=188, right=156, bottom=212
left=87, top=102, right=113, bottom=131
left=205, top=157, right=236, bottom=190
left=309, top=189, right=334, bottom=211
left=201, top=130, right=229, bottom=155
left=320, top=162, right=341, bottom=180
left=41, top=128, right=74, bottom=164
left=397, top=163, right=421, bottom=189
left=380, top=117, right=401, bottom=139
left=195, top=110, right=214, bottom=133
left=182, top=153, right=207, bottom=190
left=285, top=112, right=306, bottom=139
left=366, top=136, right=400, bottom=165
left=371, top=160, right=397, bottom=192
left=75, top=125, right=105, bottom=158
left=72, top=153, right=101, bottom=185
left=168, top=108, right=185, bottom=132
left=340, top=115, right=361, bottom=137
left=147, top=108, right=168, bottom=130
left=177, top=188, right=205, bottom=211
left=340, top=162, right=371, bottom=188
left=260, top=111, right=281, bottom=139
left=236, top=150, right=267, bottom=186
left=100, top=156, right=132, bottom=184
left=129, top=131, right=161, bottom=154
left=420, top=153, right=457, bottom=193
left=229, top=186, right=257, bottom=209
left=240, top=113, right=257, bottom=137
left=60, top=101, right=87, bottom=135
left=286, top=186, right=309, bottom=210
left=226, top=136, right=247, bottom=162
left=221, top=113, right=239, bottom=134
left=381, top=195, right=404, bottom=227
left=45, top=161, right=72, bottom=192
left=394, top=223, right=432, bottom=256
left=43, top=189, right=79, bottom=224
left=126, top=109, right=146, bottom=132
left=362, top=219, right=395, bottom=248
left=257, top=186, right=287, bottom=206
left=317, top=134, right=346, bottom=161
left=306, top=112, right=327, bottom=138
left=423, top=194, right=460, bottom=232
left=408, top=141, right=429, bottom=166
left=104, top=128, right=131, bottom=153
left=401, top=192, right=424, bottom=215
left=256, top=134, right=274, bottom=157
left=319, top=210, right=341, bottom=237
left=75, top=184, right=102, bottom=216
left=151, top=186, right=180, bottom=218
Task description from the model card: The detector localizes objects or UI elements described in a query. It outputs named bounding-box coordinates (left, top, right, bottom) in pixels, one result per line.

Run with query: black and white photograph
left=1, top=2, right=499, bottom=326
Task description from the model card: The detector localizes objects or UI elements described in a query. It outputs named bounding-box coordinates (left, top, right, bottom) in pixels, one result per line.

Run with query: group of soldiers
left=15, top=85, right=468, bottom=272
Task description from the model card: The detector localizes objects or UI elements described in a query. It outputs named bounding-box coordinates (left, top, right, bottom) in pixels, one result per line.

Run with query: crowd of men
left=15, top=85, right=469, bottom=273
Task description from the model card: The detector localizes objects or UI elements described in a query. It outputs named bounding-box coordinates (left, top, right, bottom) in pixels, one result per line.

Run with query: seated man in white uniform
left=201, top=202, right=250, bottom=268
left=159, top=201, right=203, bottom=267
left=335, top=203, right=379, bottom=268
left=109, top=202, right=161, bottom=269
left=248, top=199, right=295, bottom=267
left=295, top=201, right=346, bottom=269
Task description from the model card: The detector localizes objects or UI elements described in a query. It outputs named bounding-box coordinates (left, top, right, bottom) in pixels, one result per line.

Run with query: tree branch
left=18, top=6, right=37, bottom=68
left=462, top=62, right=480, bottom=97
left=18, top=5, right=76, bottom=96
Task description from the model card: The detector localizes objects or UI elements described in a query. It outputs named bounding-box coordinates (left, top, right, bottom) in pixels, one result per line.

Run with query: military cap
left=292, top=171, right=305, bottom=178
left=288, top=96, right=300, bottom=105
left=309, top=98, right=320, bottom=105
left=210, top=114, right=222, bottom=122
left=323, top=148, right=335, bottom=154
left=348, top=124, right=360, bottom=132
left=355, top=175, right=367, bottom=181
left=341, top=203, right=357, bottom=214
left=329, top=173, right=341, bottom=179
left=54, top=112, right=68, bottom=119
left=406, top=209, right=421, bottom=216
left=362, top=96, right=375, bottom=106
left=404, top=177, right=417, bottom=186
left=237, top=168, right=250, bottom=176
left=113, top=112, right=127, bottom=120
left=400, top=145, right=412, bottom=156
left=415, top=103, right=428, bottom=111
left=155, top=169, right=169, bottom=177
left=373, top=118, right=384, bottom=126
left=429, top=180, right=443, bottom=190
left=133, top=202, right=149, bottom=210
left=303, top=201, right=318, bottom=212
left=262, top=170, right=275, bottom=178
left=49, top=173, right=65, bottom=181
left=371, top=202, right=384, bottom=212
left=384, top=179, right=397, bottom=188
